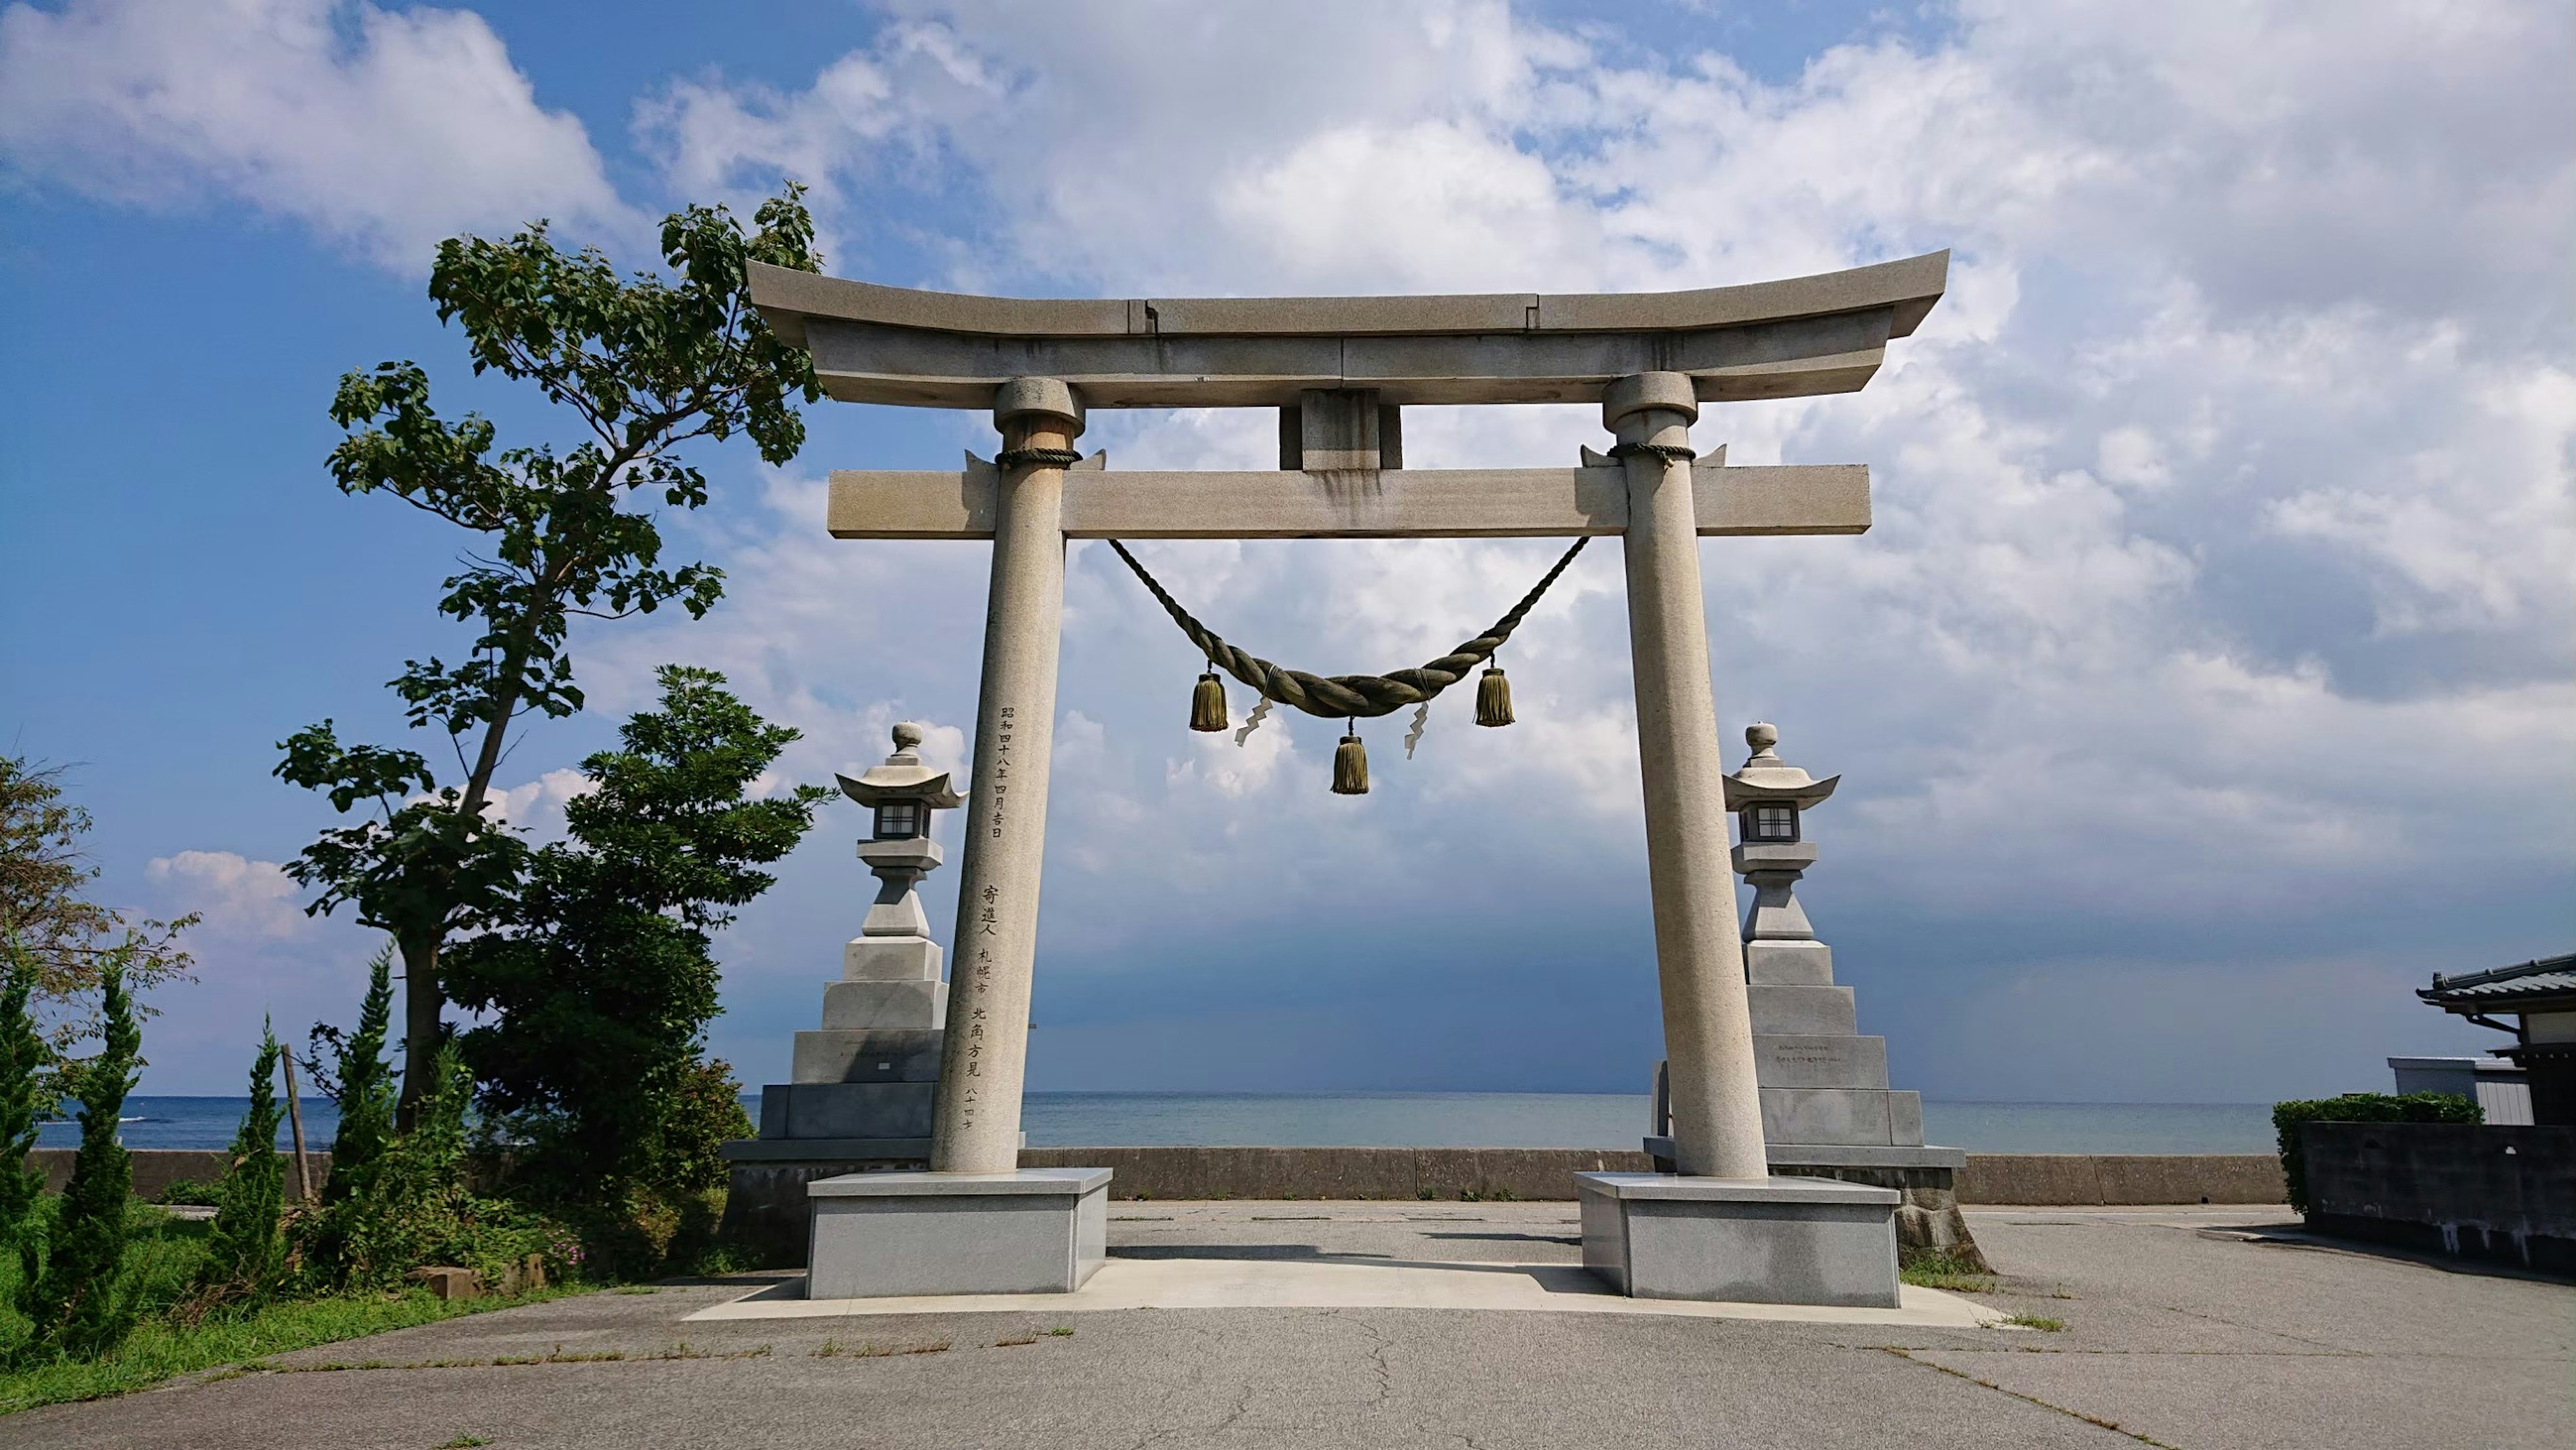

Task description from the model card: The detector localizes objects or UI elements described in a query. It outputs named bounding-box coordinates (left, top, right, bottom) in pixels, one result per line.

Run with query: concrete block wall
left=30, top=1147, right=335, bottom=1199
left=2301, top=1123, right=2574, bottom=1273
left=1955, top=1153, right=2287, bottom=1206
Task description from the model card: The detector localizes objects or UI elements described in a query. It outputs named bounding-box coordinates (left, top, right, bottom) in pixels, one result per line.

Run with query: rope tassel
left=1332, top=730, right=1371, bottom=795
left=1190, top=671, right=1229, bottom=732
left=1475, top=664, right=1514, bottom=727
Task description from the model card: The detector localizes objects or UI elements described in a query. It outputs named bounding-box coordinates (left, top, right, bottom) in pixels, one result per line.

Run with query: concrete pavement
left=6, top=1203, right=2567, bottom=1449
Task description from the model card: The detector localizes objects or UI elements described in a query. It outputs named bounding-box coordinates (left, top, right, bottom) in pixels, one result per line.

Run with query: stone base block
left=806, top=1169, right=1112, bottom=1298
left=820, top=979, right=947, bottom=1031
left=1577, top=1172, right=1900, bottom=1307
left=1759, top=1086, right=1923, bottom=1146
left=760, top=1081, right=936, bottom=1139
left=1748, top=984, right=1858, bottom=1036
left=1752, top=1033, right=1888, bottom=1089
left=1745, top=941, right=1835, bottom=985
left=791, top=1029, right=943, bottom=1084
left=843, top=938, right=941, bottom=981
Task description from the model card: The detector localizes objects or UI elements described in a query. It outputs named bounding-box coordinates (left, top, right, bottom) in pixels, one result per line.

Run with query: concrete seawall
left=38, top=1146, right=2284, bottom=1207
left=1014, top=1148, right=2288, bottom=1206
left=31, top=1147, right=337, bottom=1200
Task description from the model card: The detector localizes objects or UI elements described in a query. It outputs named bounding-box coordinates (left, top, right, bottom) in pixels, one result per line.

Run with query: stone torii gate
left=752, top=252, right=1947, bottom=1303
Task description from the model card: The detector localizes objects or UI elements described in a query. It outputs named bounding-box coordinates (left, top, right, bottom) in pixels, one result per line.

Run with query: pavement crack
left=1880, top=1347, right=2185, bottom=1448
left=1337, top=1309, right=1398, bottom=1409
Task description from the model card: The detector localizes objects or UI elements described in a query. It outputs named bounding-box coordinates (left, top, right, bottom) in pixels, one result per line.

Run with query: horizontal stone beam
left=801, top=315, right=1895, bottom=410
left=825, top=464, right=1869, bottom=540
left=752, top=252, right=1947, bottom=345
left=749, top=252, right=1948, bottom=410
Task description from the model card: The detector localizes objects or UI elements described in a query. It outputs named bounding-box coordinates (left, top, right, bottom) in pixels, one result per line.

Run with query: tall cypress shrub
left=198, top=1023, right=285, bottom=1304
left=295, top=946, right=400, bottom=1286
left=0, top=940, right=46, bottom=1284
left=21, top=954, right=140, bottom=1361
left=319, top=945, right=398, bottom=1207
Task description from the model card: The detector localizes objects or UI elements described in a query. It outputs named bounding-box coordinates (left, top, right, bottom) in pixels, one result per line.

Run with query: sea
left=42, top=1092, right=2279, bottom=1155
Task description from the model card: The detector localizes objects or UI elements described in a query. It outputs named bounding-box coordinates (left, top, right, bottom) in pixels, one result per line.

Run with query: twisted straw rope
left=1105, top=537, right=1589, bottom=720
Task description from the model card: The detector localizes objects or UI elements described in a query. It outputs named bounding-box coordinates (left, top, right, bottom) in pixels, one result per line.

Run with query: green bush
left=195, top=1027, right=286, bottom=1308
left=149, top=1180, right=219, bottom=1208
left=17, top=957, right=143, bottom=1363
left=294, top=1046, right=565, bottom=1293
left=2273, top=1092, right=2483, bottom=1214
left=0, top=943, right=46, bottom=1283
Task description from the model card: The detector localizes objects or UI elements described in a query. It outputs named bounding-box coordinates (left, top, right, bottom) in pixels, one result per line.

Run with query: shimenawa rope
left=1103, top=537, right=1588, bottom=722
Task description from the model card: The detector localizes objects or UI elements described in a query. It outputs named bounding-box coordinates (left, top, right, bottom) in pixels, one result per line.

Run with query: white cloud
left=0, top=0, right=638, bottom=268
left=644, top=3, right=2573, bottom=1100
left=146, top=849, right=311, bottom=939
left=488, top=767, right=596, bottom=840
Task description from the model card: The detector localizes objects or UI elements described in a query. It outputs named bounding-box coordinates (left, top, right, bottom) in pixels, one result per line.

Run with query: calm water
left=45, top=1093, right=2277, bottom=1154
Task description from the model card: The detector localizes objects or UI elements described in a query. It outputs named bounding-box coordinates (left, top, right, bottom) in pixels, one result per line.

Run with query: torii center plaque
left=749, top=251, right=1947, bottom=1181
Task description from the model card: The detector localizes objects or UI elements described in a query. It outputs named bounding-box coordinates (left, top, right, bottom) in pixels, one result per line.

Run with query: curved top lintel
left=747, top=250, right=1949, bottom=352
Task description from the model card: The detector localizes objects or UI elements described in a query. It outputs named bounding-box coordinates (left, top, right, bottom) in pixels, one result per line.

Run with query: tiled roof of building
left=2420, top=951, right=2576, bottom=1008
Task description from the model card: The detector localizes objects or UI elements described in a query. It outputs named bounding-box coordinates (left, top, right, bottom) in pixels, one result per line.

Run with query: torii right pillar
left=1607, top=373, right=1769, bottom=1181
left=1579, top=372, right=1909, bottom=1308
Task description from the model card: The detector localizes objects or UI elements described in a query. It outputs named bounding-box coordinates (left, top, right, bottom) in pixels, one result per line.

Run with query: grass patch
left=2001, top=1312, right=2066, bottom=1332
left=1898, top=1249, right=1996, bottom=1294
left=0, top=1283, right=580, bottom=1413
left=437, top=1437, right=493, bottom=1448
left=0, top=1198, right=590, bottom=1415
left=1045, top=1326, right=1074, bottom=1337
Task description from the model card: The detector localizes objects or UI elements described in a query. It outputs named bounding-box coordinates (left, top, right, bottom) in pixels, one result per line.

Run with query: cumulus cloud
left=146, top=849, right=310, bottom=939
left=0, top=0, right=639, bottom=268
left=630, top=1, right=2572, bottom=1100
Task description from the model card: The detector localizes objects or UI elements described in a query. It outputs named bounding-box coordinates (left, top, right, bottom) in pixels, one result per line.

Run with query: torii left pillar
left=806, top=376, right=1114, bottom=1300
left=932, top=376, right=1077, bottom=1175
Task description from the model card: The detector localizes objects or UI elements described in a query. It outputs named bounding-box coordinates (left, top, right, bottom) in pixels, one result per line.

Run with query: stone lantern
left=835, top=721, right=966, bottom=966
left=720, top=723, right=965, bottom=1260
left=1723, top=721, right=1840, bottom=964
left=1644, top=721, right=1990, bottom=1270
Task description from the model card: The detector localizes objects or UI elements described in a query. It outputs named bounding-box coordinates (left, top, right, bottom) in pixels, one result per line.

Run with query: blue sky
left=2, top=1, right=2569, bottom=1099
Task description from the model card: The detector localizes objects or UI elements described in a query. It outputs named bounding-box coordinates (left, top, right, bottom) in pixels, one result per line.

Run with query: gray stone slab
left=808, top=1167, right=1111, bottom=1197
left=818, top=979, right=946, bottom=1031
left=1760, top=1087, right=1896, bottom=1145
left=720, top=1137, right=932, bottom=1161
left=1745, top=940, right=1835, bottom=985
left=805, top=1168, right=1111, bottom=1297
left=1753, top=1034, right=1888, bottom=1090
left=1576, top=1172, right=1901, bottom=1307
left=841, top=938, right=940, bottom=981
left=1768, top=1143, right=1967, bottom=1171
left=790, top=1028, right=943, bottom=1084
left=1748, top=984, right=1857, bottom=1036
left=770, top=1081, right=936, bottom=1139
left=824, top=463, right=1869, bottom=542
left=1888, top=1091, right=1924, bottom=1147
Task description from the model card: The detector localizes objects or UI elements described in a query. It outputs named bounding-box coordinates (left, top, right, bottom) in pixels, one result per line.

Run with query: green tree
left=196, top=1023, right=286, bottom=1307
left=294, top=946, right=400, bottom=1284
left=0, top=756, right=194, bottom=1053
left=313, top=943, right=401, bottom=1206
left=275, top=187, right=824, bottom=1119
left=18, top=952, right=141, bottom=1362
left=0, top=939, right=47, bottom=1282
left=447, top=666, right=824, bottom=1270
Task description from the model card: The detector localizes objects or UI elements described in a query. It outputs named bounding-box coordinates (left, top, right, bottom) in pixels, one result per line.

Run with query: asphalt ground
left=7, top=1204, right=2568, bottom=1449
